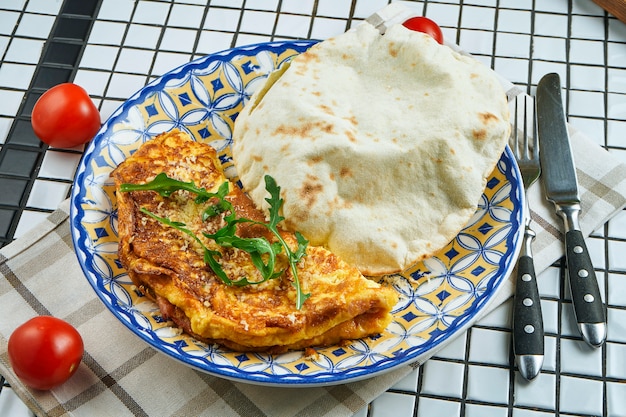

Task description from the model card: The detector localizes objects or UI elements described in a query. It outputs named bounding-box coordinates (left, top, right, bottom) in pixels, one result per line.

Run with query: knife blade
left=536, top=72, right=606, bottom=348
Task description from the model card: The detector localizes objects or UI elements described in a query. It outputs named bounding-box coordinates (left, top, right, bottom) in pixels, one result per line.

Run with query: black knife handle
left=513, top=255, right=544, bottom=356
left=565, top=230, right=605, bottom=324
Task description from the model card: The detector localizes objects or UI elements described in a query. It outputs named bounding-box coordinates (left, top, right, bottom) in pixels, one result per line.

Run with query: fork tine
left=513, top=96, right=520, bottom=157
left=522, top=95, right=530, bottom=159
left=531, top=96, right=539, bottom=161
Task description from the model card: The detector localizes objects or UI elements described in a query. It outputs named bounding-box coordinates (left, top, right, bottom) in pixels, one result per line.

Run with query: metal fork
left=511, top=95, right=544, bottom=381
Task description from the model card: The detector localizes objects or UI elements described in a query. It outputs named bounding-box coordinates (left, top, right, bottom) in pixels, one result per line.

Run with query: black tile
left=32, top=66, right=72, bottom=89
left=43, top=41, right=82, bottom=67
left=0, top=209, right=16, bottom=238
left=7, top=120, right=45, bottom=148
left=0, top=178, right=28, bottom=206
left=20, top=92, right=43, bottom=117
left=62, top=0, right=100, bottom=17
left=0, top=149, right=40, bottom=177
left=53, top=17, right=91, bottom=41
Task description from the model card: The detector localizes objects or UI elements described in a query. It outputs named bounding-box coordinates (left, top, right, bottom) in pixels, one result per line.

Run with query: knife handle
left=565, top=229, right=607, bottom=346
left=513, top=255, right=544, bottom=356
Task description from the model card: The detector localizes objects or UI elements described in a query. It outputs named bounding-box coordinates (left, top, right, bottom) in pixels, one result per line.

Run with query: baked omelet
left=112, top=129, right=398, bottom=353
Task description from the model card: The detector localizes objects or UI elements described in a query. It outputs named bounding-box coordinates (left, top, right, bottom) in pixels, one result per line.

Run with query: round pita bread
left=232, top=23, right=510, bottom=275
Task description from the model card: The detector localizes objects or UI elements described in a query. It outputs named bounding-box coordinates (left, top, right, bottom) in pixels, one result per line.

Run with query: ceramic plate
left=70, top=40, right=524, bottom=386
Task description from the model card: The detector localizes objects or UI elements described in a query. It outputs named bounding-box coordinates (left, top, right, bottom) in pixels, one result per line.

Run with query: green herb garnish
left=121, top=174, right=310, bottom=309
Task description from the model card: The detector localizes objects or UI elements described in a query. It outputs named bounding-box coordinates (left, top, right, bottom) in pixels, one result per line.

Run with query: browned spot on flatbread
left=345, top=115, right=358, bottom=126
left=345, top=130, right=357, bottom=143
left=319, top=104, right=334, bottom=115
left=388, top=42, right=399, bottom=58
left=273, top=121, right=334, bottom=139
left=321, top=123, right=334, bottom=134
left=339, top=167, right=352, bottom=178
left=473, top=129, right=487, bottom=140
left=479, top=112, right=498, bottom=124
left=298, top=50, right=320, bottom=64
left=299, top=174, right=324, bottom=207
left=308, top=155, right=323, bottom=166
left=252, top=155, right=263, bottom=162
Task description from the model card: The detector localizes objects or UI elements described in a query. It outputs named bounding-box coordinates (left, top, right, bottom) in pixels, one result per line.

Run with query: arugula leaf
left=261, top=175, right=310, bottom=309
left=120, top=173, right=222, bottom=204
left=122, top=174, right=310, bottom=309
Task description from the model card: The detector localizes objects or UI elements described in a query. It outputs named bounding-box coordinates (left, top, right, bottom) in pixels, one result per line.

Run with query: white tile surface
left=275, top=14, right=312, bottom=38
left=280, top=0, right=315, bottom=15
left=124, top=24, right=161, bottom=49
left=97, top=0, right=135, bottom=21
left=497, top=8, right=531, bottom=33
left=570, top=38, right=606, bottom=65
left=160, top=27, right=197, bottom=53
left=0, top=117, right=12, bottom=144
left=369, top=392, right=415, bottom=417
left=132, top=0, right=170, bottom=25
left=0, top=63, right=35, bottom=89
left=495, top=32, right=530, bottom=59
left=513, top=373, right=556, bottom=409
left=468, top=328, right=510, bottom=365
left=391, top=368, right=419, bottom=392
left=559, top=375, right=604, bottom=416
left=88, top=21, right=127, bottom=45
left=532, top=36, right=567, bottom=62
left=421, top=359, right=465, bottom=398
left=105, top=73, right=148, bottom=98
left=13, top=210, right=50, bottom=239
left=80, top=44, right=119, bottom=70
left=37, top=151, right=82, bottom=180
left=466, top=365, right=510, bottom=404
left=560, top=338, right=604, bottom=377
left=4, top=38, right=44, bottom=64
left=25, top=0, right=62, bottom=15
left=0, top=90, right=23, bottom=117
left=114, top=48, right=154, bottom=74
left=0, top=10, right=20, bottom=35
left=466, top=403, right=508, bottom=417
left=167, top=3, right=205, bottom=28
left=606, top=381, right=626, bottom=417
left=317, top=0, right=353, bottom=18
left=26, top=180, right=70, bottom=211
left=416, top=397, right=461, bottom=417
left=460, top=5, right=496, bottom=30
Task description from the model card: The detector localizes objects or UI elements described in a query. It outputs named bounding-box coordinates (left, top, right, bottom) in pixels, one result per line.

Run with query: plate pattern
left=70, top=41, right=524, bottom=386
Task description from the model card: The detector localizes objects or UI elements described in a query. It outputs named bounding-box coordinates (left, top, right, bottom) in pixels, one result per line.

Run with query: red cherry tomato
left=402, top=16, right=444, bottom=44
left=8, top=316, right=84, bottom=390
left=31, top=83, right=101, bottom=148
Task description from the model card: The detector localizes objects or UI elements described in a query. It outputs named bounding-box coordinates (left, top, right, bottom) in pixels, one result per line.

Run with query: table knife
left=536, top=72, right=607, bottom=348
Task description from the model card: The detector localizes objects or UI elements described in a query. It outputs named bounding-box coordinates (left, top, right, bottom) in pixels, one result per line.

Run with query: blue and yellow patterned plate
left=70, top=41, right=524, bottom=387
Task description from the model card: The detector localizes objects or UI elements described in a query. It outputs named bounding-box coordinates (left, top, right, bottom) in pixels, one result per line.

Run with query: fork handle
left=513, top=254, right=544, bottom=357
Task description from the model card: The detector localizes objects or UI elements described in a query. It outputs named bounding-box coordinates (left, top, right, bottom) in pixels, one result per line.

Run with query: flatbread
left=232, top=22, right=510, bottom=275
